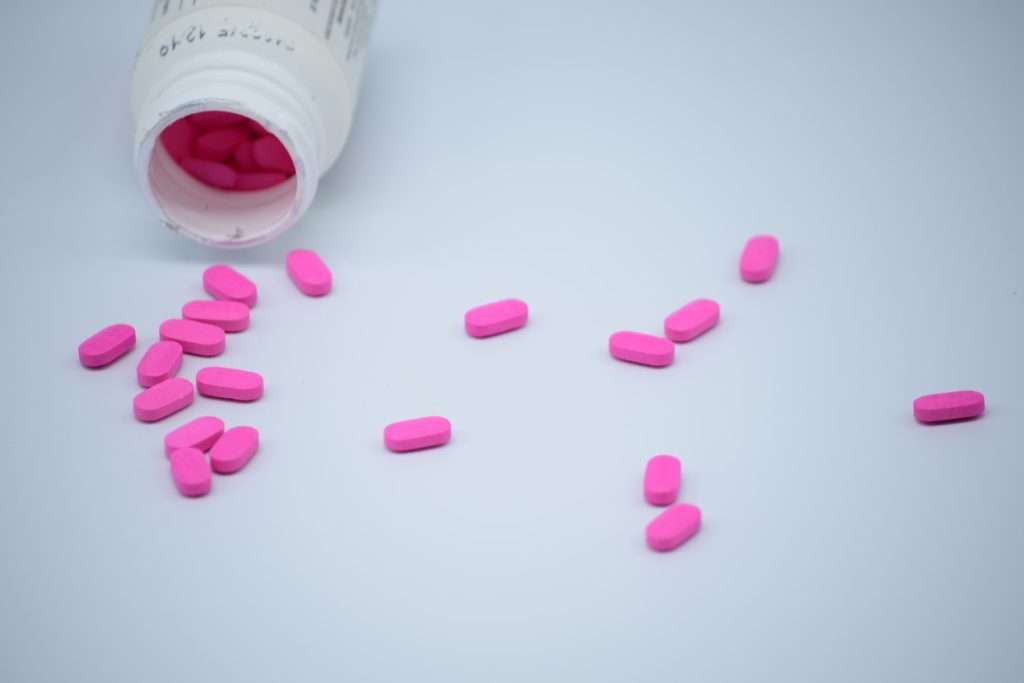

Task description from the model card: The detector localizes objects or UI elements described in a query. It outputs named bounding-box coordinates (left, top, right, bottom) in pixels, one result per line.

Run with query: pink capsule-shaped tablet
left=665, top=299, right=720, bottom=343
left=644, top=454, right=681, bottom=506
left=465, top=298, right=529, bottom=338
left=646, top=503, right=702, bottom=552
left=235, top=172, right=288, bottom=191
left=160, top=118, right=195, bottom=162
left=286, top=249, right=332, bottom=296
left=194, top=126, right=249, bottom=162
left=252, top=135, right=295, bottom=175
left=169, top=448, right=212, bottom=497
left=384, top=416, right=452, bottom=453
left=740, top=235, right=780, bottom=283
left=210, top=426, right=260, bottom=474
left=203, top=264, right=257, bottom=307
left=196, top=367, right=263, bottom=402
left=159, top=319, right=226, bottom=357
left=134, top=377, right=194, bottom=423
left=188, top=111, right=247, bottom=130
left=137, top=340, right=184, bottom=387
left=78, top=323, right=136, bottom=368
left=609, top=331, right=675, bottom=367
left=181, top=300, right=250, bottom=333
left=180, top=158, right=238, bottom=190
left=164, top=416, right=225, bottom=456
left=913, top=390, right=985, bottom=424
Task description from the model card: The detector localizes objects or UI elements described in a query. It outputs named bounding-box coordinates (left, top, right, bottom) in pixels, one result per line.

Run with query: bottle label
left=146, top=0, right=377, bottom=86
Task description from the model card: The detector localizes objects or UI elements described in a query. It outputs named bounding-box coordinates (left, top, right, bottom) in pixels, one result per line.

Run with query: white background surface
left=1, top=2, right=1023, bottom=681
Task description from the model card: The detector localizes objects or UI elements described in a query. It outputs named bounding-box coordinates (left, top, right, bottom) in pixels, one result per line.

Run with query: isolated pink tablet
left=286, top=249, right=332, bottom=296
left=465, top=299, right=529, bottom=338
left=137, top=340, right=183, bottom=388
left=196, top=367, right=263, bottom=402
left=645, top=503, right=702, bottom=552
left=203, top=264, right=257, bottom=307
left=164, top=416, right=225, bottom=456
left=134, top=377, right=194, bottom=423
left=644, top=455, right=681, bottom=506
left=384, top=416, right=452, bottom=452
left=609, top=331, right=674, bottom=367
left=739, top=235, right=780, bottom=283
left=78, top=323, right=136, bottom=368
left=169, top=448, right=212, bottom=497
left=210, top=426, right=260, bottom=474
left=664, top=299, right=719, bottom=342
left=913, top=390, right=985, bottom=424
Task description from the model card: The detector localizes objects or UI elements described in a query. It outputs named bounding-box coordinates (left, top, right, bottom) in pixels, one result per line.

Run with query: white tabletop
left=1, top=2, right=1022, bottom=681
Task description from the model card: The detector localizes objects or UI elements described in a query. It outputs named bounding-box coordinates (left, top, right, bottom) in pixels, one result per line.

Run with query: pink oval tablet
left=188, top=111, right=247, bottom=130
left=134, top=377, right=194, bottom=423
left=286, top=249, right=333, bottom=296
left=252, top=135, right=295, bottom=175
left=181, top=300, right=250, bottom=333
left=210, top=426, right=260, bottom=474
left=164, top=416, right=225, bottom=456
left=78, top=323, right=136, bottom=368
left=609, top=331, right=674, bottom=367
left=665, top=299, right=720, bottom=343
left=740, top=234, right=780, bottom=283
left=465, top=298, right=529, bottom=338
left=235, top=172, right=288, bottom=191
left=203, top=264, right=257, bottom=307
left=644, top=454, right=681, bottom=506
left=180, top=158, right=238, bottom=190
left=384, top=416, right=452, bottom=453
left=159, top=319, right=226, bottom=357
left=194, top=125, right=249, bottom=162
left=137, top=340, right=183, bottom=387
left=160, top=118, right=195, bottom=162
left=913, top=390, right=985, bottom=424
left=169, top=448, right=212, bottom=497
left=646, top=503, right=702, bottom=552
left=196, top=367, right=263, bottom=402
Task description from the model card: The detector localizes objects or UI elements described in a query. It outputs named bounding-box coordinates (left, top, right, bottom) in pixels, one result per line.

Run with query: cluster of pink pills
left=643, top=455, right=701, bottom=551
left=160, top=111, right=295, bottom=192
left=77, top=249, right=333, bottom=497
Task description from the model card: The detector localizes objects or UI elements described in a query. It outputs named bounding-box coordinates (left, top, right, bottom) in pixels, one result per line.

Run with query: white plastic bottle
left=132, top=0, right=378, bottom=247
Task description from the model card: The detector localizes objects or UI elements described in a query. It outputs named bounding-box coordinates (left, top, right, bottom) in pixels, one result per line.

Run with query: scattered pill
left=609, top=331, right=675, bottom=367
left=665, top=299, right=720, bottom=343
left=739, top=234, right=780, bottom=283
left=465, top=298, right=529, bottom=338
left=137, top=340, right=184, bottom=387
left=384, top=416, right=452, bottom=453
left=203, top=264, right=257, bottom=307
left=645, top=503, right=702, bottom=552
left=286, top=249, right=332, bottom=296
left=134, top=377, right=194, bottom=423
left=197, top=367, right=264, bottom=402
left=182, top=300, right=250, bottom=333
left=194, top=125, right=250, bottom=162
left=159, top=319, right=226, bottom=357
left=913, top=390, right=985, bottom=424
left=252, top=134, right=295, bottom=175
left=210, top=426, right=260, bottom=474
left=160, top=118, right=195, bottom=162
left=236, top=171, right=289, bottom=191
left=644, top=455, right=681, bottom=506
left=164, top=416, right=225, bottom=456
left=78, top=323, right=136, bottom=368
left=180, top=158, right=238, bottom=190
left=169, top=448, right=212, bottom=497
left=188, top=111, right=247, bottom=130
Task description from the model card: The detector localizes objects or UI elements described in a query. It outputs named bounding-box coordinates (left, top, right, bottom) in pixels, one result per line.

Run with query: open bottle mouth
left=146, top=109, right=302, bottom=246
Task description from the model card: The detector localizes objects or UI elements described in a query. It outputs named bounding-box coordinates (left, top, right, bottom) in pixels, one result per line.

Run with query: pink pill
left=169, top=448, right=212, bottom=497
left=203, top=264, right=257, bottom=307
left=235, top=172, right=288, bottom=191
left=609, top=331, right=675, bottom=367
left=137, top=340, right=184, bottom=388
left=465, top=298, right=529, bottom=338
left=181, top=300, right=250, bottom=333
left=196, top=367, right=263, bottom=402
left=286, top=249, right=333, bottom=297
left=248, top=119, right=268, bottom=136
left=384, top=416, right=452, bottom=453
left=188, top=111, right=247, bottom=130
left=252, top=135, right=295, bottom=175
left=913, top=390, right=985, bottom=424
left=180, top=158, right=238, bottom=190
left=194, top=126, right=250, bottom=162
left=78, top=323, right=136, bottom=368
left=664, top=299, right=720, bottom=343
left=164, top=416, right=225, bottom=456
left=233, top=140, right=257, bottom=171
left=646, top=503, right=702, bottom=552
left=133, top=377, right=194, bottom=423
left=160, top=118, right=195, bottom=162
left=644, top=454, right=681, bottom=506
left=740, top=234, right=780, bottom=283
left=159, top=319, right=226, bottom=357
left=210, top=426, right=260, bottom=474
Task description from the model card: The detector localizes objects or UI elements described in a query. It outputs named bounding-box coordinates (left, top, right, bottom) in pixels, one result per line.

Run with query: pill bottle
left=132, top=0, right=378, bottom=247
